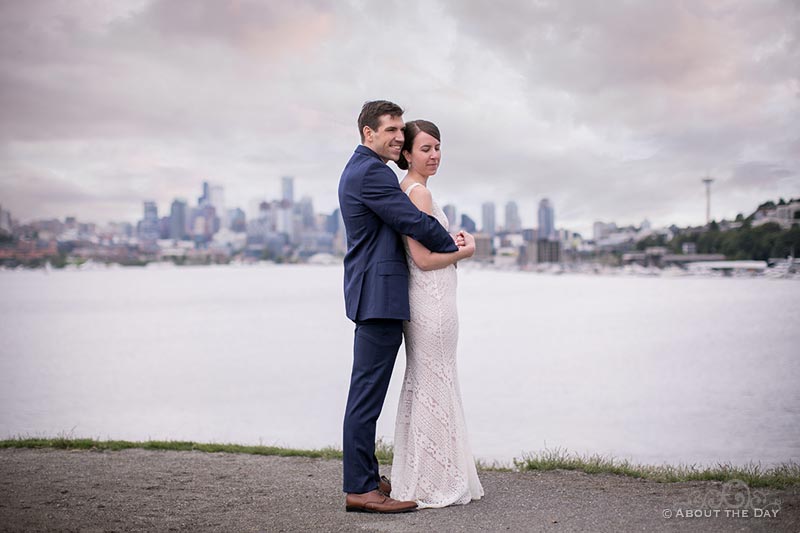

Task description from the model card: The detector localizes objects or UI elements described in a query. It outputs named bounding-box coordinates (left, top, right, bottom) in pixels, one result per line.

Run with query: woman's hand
left=459, top=231, right=476, bottom=258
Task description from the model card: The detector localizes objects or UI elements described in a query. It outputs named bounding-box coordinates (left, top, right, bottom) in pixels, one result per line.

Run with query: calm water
left=1, top=264, right=798, bottom=467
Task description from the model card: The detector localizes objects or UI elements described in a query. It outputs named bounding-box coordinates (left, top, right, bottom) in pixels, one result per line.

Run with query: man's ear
left=363, top=126, right=373, bottom=143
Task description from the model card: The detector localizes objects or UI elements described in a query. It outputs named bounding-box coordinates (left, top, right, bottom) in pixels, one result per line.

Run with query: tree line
left=637, top=199, right=799, bottom=261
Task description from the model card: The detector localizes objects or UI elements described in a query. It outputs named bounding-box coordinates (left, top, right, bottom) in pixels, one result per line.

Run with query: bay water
left=1, top=264, right=798, bottom=467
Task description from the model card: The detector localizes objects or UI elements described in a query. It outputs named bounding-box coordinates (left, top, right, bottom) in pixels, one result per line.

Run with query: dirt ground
left=0, top=448, right=797, bottom=532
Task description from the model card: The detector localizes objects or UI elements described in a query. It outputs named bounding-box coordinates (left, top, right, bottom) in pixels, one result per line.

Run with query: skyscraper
left=0, top=204, right=12, bottom=236
left=326, top=208, right=341, bottom=235
left=297, top=196, right=316, bottom=230
left=443, top=204, right=457, bottom=230
left=282, top=176, right=294, bottom=204
left=227, top=207, right=246, bottom=233
left=505, top=201, right=521, bottom=233
left=209, top=185, right=225, bottom=228
left=461, top=214, right=477, bottom=233
left=482, top=202, right=496, bottom=236
left=538, top=198, right=555, bottom=241
left=140, top=201, right=160, bottom=241
left=198, top=181, right=210, bottom=207
left=209, top=185, right=224, bottom=212
left=169, top=199, right=187, bottom=240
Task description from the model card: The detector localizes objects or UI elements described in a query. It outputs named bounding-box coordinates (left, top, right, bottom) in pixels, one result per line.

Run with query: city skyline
left=1, top=1, right=798, bottom=235
left=3, top=174, right=793, bottom=239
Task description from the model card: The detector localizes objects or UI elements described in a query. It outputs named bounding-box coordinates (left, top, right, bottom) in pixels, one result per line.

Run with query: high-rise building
left=326, top=208, right=341, bottom=235
left=461, top=214, right=477, bottom=233
left=192, top=204, right=219, bottom=243
left=538, top=198, right=555, bottom=241
left=208, top=185, right=225, bottom=228
left=334, top=208, right=346, bottom=254
left=473, top=234, right=493, bottom=261
left=139, top=201, right=160, bottom=241
left=522, top=228, right=538, bottom=243
left=443, top=204, right=457, bottom=230
left=198, top=181, right=210, bottom=207
left=0, top=204, right=12, bottom=236
left=227, top=208, right=246, bottom=233
left=276, top=200, right=295, bottom=242
left=593, top=221, right=617, bottom=242
left=158, top=216, right=170, bottom=240
left=505, top=201, right=521, bottom=233
left=169, top=199, right=187, bottom=240
left=208, top=185, right=224, bottom=211
left=482, top=202, right=496, bottom=236
left=297, top=196, right=315, bottom=229
left=282, top=176, right=294, bottom=204
left=536, top=239, right=561, bottom=263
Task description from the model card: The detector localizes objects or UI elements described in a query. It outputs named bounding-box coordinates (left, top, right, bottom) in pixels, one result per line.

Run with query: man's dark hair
left=358, top=100, right=404, bottom=142
left=397, top=120, right=441, bottom=170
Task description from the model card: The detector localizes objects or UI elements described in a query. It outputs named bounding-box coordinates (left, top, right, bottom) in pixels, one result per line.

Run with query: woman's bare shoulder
left=406, top=182, right=431, bottom=199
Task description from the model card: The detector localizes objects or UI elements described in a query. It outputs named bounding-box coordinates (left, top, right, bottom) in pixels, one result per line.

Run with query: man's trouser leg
left=342, top=319, right=403, bottom=494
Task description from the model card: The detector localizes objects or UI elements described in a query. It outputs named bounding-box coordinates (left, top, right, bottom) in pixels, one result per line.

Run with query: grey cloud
left=0, top=0, right=798, bottom=232
left=1, top=168, right=98, bottom=219
left=729, top=161, right=794, bottom=187
left=139, top=0, right=335, bottom=46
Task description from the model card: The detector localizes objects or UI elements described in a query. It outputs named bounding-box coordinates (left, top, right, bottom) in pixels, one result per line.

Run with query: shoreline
left=1, top=446, right=797, bottom=532
left=2, top=437, right=798, bottom=490
left=1, top=259, right=799, bottom=280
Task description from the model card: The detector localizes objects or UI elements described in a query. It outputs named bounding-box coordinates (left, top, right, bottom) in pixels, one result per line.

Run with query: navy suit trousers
left=342, top=319, right=403, bottom=494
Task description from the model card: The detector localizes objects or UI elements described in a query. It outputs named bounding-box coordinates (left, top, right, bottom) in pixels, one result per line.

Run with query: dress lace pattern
left=390, top=182, right=484, bottom=508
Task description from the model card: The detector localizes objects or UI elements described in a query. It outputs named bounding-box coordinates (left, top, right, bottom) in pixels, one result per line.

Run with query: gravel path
left=0, top=448, right=797, bottom=532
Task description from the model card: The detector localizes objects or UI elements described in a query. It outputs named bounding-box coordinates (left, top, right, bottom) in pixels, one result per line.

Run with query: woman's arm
left=405, top=186, right=475, bottom=271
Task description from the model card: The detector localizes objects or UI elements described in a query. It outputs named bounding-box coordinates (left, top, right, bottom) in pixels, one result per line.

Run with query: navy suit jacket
left=338, top=145, right=458, bottom=322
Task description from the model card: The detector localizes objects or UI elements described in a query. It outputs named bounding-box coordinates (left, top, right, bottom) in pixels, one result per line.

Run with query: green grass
left=0, top=436, right=343, bottom=460
left=514, top=447, right=800, bottom=489
left=2, top=437, right=798, bottom=489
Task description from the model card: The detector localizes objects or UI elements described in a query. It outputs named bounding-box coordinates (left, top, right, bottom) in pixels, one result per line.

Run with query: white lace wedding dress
left=390, top=182, right=484, bottom=508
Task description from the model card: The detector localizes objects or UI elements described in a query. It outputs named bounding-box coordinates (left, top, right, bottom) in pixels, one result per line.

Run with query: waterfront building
left=227, top=208, right=246, bottom=233
left=461, top=214, right=477, bottom=234
left=482, top=202, right=496, bottom=237
left=753, top=199, right=800, bottom=230
left=139, top=201, right=160, bottom=241
left=593, top=221, right=617, bottom=242
left=537, top=239, right=561, bottom=263
left=169, top=199, right=188, bottom=240
left=297, top=196, right=316, bottom=230
left=209, top=185, right=225, bottom=226
left=538, top=199, right=555, bottom=241
left=522, top=228, right=538, bottom=243
left=0, top=204, right=12, bottom=236
left=473, top=233, right=493, bottom=261
left=505, top=201, right=521, bottom=233
left=325, top=209, right=340, bottom=235
left=198, top=182, right=210, bottom=207
left=282, top=176, right=295, bottom=204
left=443, top=204, right=457, bottom=230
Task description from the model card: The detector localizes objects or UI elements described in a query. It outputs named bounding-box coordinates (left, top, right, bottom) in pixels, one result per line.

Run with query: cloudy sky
left=1, top=0, right=798, bottom=235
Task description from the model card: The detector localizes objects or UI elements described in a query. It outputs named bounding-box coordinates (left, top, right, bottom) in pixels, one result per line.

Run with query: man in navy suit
left=338, top=100, right=461, bottom=513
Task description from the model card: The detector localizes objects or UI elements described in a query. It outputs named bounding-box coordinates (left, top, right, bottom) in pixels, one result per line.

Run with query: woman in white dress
left=390, top=120, right=484, bottom=508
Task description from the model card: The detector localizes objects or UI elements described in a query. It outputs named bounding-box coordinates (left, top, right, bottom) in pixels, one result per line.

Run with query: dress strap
left=403, top=182, right=425, bottom=196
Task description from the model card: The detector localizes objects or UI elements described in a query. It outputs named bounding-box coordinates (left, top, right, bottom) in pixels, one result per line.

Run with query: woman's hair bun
left=396, top=152, right=409, bottom=170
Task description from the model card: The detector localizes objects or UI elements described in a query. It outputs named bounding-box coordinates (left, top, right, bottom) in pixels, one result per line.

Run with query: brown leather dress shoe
left=345, top=490, right=417, bottom=514
left=378, top=475, right=392, bottom=497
